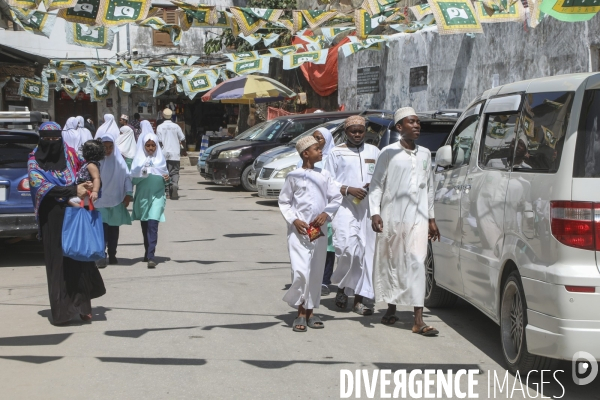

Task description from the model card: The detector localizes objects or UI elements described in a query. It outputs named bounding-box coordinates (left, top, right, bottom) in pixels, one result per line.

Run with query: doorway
left=54, top=91, right=98, bottom=128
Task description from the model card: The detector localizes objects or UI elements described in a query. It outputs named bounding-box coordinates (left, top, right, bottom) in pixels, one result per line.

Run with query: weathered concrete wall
left=338, top=16, right=600, bottom=112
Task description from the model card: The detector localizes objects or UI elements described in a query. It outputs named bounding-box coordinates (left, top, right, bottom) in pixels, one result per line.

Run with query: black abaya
left=39, top=186, right=106, bottom=324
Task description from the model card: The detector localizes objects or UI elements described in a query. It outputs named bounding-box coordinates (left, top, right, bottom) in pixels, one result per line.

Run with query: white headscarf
left=77, top=116, right=93, bottom=143
left=62, top=117, right=81, bottom=151
left=94, top=133, right=132, bottom=209
left=96, top=114, right=120, bottom=143
left=295, top=127, right=335, bottom=169
left=130, top=132, right=168, bottom=178
left=138, top=120, right=154, bottom=146
left=117, top=125, right=137, bottom=159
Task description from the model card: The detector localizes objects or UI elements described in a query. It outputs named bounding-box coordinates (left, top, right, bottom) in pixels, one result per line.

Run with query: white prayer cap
left=394, top=107, right=417, bottom=124
left=296, top=136, right=318, bottom=154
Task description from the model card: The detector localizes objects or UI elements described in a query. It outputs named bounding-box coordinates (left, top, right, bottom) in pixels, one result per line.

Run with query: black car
left=205, top=111, right=371, bottom=191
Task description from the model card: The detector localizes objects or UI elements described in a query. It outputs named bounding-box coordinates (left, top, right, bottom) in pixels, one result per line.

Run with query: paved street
left=0, top=169, right=596, bottom=399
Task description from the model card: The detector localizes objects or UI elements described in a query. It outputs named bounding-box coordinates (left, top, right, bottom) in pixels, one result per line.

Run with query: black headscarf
left=35, top=138, right=66, bottom=171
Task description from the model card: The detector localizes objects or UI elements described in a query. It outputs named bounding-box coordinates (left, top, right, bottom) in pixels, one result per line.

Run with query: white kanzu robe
left=369, top=142, right=434, bottom=307
left=324, top=143, right=380, bottom=299
left=279, top=168, right=342, bottom=309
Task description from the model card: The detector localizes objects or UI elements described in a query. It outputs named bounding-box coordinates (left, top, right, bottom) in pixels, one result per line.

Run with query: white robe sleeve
left=427, top=152, right=435, bottom=219
left=324, top=174, right=343, bottom=220
left=369, top=149, right=388, bottom=217
left=278, top=175, right=298, bottom=225
left=124, top=174, right=133, bottom=195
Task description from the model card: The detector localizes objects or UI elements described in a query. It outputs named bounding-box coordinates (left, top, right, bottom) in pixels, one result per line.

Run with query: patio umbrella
left=201, top=75, right=296, bottom=104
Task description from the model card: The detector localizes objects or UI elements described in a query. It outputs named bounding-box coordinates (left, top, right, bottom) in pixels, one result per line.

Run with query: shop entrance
left=54, top=91, right=98, bottom=128
left=2, top=80, right=31, bottom=111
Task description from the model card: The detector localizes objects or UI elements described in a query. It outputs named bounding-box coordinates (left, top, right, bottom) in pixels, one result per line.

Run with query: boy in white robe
left=279, top=136, right=342, bottom=332
left=324, top=115, right=380, bottom=315
left=370, top=107, right=441, bottom=336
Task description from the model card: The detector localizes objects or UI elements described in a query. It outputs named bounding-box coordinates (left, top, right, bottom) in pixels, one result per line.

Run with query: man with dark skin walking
left=369, top=107, right=441, bottom=336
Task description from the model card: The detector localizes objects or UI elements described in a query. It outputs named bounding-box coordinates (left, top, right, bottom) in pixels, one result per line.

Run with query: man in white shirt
left=156, top=108, right=187, bottom=200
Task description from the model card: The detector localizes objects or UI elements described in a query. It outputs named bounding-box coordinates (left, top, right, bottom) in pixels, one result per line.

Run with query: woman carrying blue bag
left=28, top=122, right=106, bottom=325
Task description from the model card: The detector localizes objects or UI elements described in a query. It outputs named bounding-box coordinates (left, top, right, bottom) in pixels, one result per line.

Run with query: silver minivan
left=427, top=73, right=600, bottom=374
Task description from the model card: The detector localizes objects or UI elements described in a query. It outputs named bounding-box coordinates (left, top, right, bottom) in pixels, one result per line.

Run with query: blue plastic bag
left=62, top=201, right=105, bottom=262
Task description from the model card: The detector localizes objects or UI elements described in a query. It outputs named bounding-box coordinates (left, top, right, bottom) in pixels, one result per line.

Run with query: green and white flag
left=115, top=76, right=133, bottom=93
left=61, top=82, right=81, bottom=99
left=182, top=70, right=219, bottom=99
left=340, top=41, right=385, bottom=57
left=90, top=85, right=110, bottom=102
left=539, top=0, right=599, bottom=21
left=6, top=0, right=40, bottom=10
left=10, top=8, right=56, bottom=38
left=299, top=10, right=339, bottom=29
left=225, top=58, right=270, bottom=75
left=96, top=0, right=151, bottom=26
left=65, top=23, right=115, bottom=49
left=267, top=44, right=303, bottom=58
left=43, top=69, right=59, bottom=85
left=295, top=35, right=327, bottom=51
left=58, top=0, right=101, bottom=25
left=410, top=3, right=433, bottom=20
left=322, top=27, right=355, bottom=43
left=69, top=72, right=89, bottom=89
left=224, top=51, right=260, bottom=62
left=44, top=0, right=78, bottom=11
left=239, top=32, right=280, bottom=47
left=153, top=77, right=170, bottom=97
left=238, top=8, right=283, bottom=23
left=50, top=60, right=86, bottom=76
left=282, top=50, right=328, bottom=70
left=428, top=0, right=484, bottom=35
left=18, top=76, right=48, bottom=102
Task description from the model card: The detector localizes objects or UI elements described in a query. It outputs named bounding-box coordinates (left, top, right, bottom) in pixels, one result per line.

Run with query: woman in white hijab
left=130, top=130, right=169, bottom=269
left=62, top=117, right=83, bottom=153
left=77, top=116, right=93, bottom=143
left=117, top=124, right=137, bottom=170
left=95, top=114, right=120, bottom=143
left=93, top=123, right=133, bottom=268
left=296, top=127, right=334, bottom=169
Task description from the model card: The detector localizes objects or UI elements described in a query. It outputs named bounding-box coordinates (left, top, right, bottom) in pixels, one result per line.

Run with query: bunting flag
left=181, top=69, right=219, bottom=99
left=539, top=0, right=599, bottom=21
left=43, top=69, right=59, bottom=85
left=61, top=82, right=81, bottom=99
left=115, top=76, right=132, bottom=92
left=282, top=49, right=328, bottom=70
left=292, top=12, right=308, bottom=33
left=9, top=8, right=56, bottom=38
left=224, top=51, right=260, bottom=62
left=65, top=23, right=115, bottom=49
left=474, top=0, right=525, bottom=22
left=527, top=0, right=546, bottom=27
left=96, top=0, right=151, bottom=26
left=58, top=0, right=101, bottom=25
left=299, top=10, right=339, bottom=29
left=340, top=40, right=385, bottom=57
left=6, top=0, right=39, bottom=10
left=230, top=16, right=241, bottom=36
left=272, top=17, right=293, bottom=32
left=322, top=26, right=355, bottom=43
left=238, top=8, right=283, bottom=22
left=69, top=71, right=89, bottom=89
left=166, top=56, right=199, bottom=66
left=51, top=60, right=86, bottom=76
left=239, top=33, right=280, bottom=47
left=90, top=85, right=110, bottom=102
left=18, top=76, right=48, bottom=102
left=361, top=0, right=399, bottom=15
left=44, top=0, right=78, bottom=11
left=106, top=65, right=126, bottom=80
left=131, top=74, right=152, bottom=89
left=428, top=0, right=484, bottom=35
left=229, top=7, right=267, bottom=35
left=153, top=76, right=170, bottom=97
left=355, top=9, right=391, bottom=39
left=410, top=3, right=433, bottom=20
left=179, top=5, right=218, bottom=26
left=86, top=65, right=108, bottom=89
left=390, top=14, right=435, bottom=32
left=296, top=34, right=327, bottom=51
left=137, top=17, right=182, bottom=45
left=267, top=44, right=304, bottom=58
left=225, top=58, right=270, bottom=75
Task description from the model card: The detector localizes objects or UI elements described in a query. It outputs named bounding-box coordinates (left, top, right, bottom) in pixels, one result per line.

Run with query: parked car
left=255, top=111, right=460, bottom=199
left=0, top=111, right=48, bottom=240
left=204, top=111, right=370, bottom=191
left=427, top=73, right=600, bottom=374
left=197, top=121, right=269, bottom=181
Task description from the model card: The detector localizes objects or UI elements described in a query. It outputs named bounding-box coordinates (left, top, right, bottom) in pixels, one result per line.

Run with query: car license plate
left=0, top=185, right=6, bottom=202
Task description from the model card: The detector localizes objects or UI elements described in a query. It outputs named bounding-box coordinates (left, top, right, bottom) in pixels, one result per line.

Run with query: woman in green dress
left=94, top=124, right=133, bottom=268
left=130, top=122, right=169, bottom=269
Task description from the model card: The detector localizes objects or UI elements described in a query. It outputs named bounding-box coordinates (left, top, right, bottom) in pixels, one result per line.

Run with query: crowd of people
left=279, top=109, right=441, bottom=336
left=28, top=109, right=186, bottom=325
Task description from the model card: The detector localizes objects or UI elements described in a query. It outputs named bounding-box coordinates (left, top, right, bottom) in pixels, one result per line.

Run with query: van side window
left=574, top=90, right=600, bottom=177
left=479, top=113, right=519, bottom=170
left=517, top=91, right=574, bottom=173
left=449, top=114, right=479, bottom=168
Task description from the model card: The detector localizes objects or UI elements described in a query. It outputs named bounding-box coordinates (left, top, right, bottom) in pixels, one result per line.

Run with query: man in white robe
left=325, top=115, right=380, bottom=315
left=279, top=136, right=342, bottom=332
left=370, top=107, right=441, bottom=336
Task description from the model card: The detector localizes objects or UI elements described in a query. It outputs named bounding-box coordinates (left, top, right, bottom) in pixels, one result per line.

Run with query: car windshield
left=289, top=120, right=345, bottom=145
left=232, top=121, right=268, bottom=141
left=0, top=132, right=38, bottom=168
left=245, top=120, right=287, bottom=141
left=389, top=123, right=454, bottom=152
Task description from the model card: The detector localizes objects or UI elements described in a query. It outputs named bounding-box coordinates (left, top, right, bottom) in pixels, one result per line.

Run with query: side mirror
left=280, top=133, right=294, bottom=143
left=436, top=145, right=453, bottom=167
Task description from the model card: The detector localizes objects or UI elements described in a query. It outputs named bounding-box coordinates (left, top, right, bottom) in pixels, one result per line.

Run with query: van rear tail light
left=550, top=201, right=600, bottom=250
left=17, top=178, right=30, bottom=191
left=565, top=285, right=596, bottom=293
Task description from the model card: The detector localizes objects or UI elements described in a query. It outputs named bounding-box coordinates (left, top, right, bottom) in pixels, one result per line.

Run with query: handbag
left=62, top=192, right=105, bottom=262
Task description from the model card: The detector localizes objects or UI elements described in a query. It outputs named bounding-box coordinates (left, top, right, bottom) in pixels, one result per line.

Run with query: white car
left=428, top=73, right=600, bottom=374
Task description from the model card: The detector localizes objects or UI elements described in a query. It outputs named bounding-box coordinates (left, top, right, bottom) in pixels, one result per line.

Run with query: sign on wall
left=409, top=66, right=428, bottom=92
left=357, top=66, right=380, bottom=95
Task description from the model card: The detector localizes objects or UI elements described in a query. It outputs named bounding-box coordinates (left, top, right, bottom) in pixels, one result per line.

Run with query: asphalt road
left=0, top=169, right=597, bottom=399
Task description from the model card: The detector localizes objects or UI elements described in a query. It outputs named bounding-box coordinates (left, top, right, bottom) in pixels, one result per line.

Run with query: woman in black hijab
left=29, top=122, right=106, bottom=324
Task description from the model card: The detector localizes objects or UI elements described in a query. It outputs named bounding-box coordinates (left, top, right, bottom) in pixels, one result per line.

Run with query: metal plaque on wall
left=357, top=66, right=380, bottom=95
left=409, top=66, right=428, bottom=92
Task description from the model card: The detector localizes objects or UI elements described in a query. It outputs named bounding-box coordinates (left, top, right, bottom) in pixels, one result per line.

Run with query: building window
left=152, top=9, right=178, bottom=47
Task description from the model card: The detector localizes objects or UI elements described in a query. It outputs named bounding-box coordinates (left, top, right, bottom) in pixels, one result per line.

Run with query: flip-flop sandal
left=353, top=303, right=373, bottom=316
left=307, top=315, right=324, bottom=329
left=381, top=314, right=398, bottom=325
left=292, top=317, right=307, bottom=332
left=415, top=325, right=439, bottom=336
left=335, top=292, right=348, bottom=309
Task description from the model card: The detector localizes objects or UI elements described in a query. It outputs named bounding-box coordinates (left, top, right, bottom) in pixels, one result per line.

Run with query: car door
left=459, top=94, right=523, bottom=316
left=432, top=103, right=482, bottom=296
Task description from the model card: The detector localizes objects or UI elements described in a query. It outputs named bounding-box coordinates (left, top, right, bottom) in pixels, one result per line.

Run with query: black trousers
left=103, top=223, right=120, bottom=258
left=141, top=220, right=159, bottom=260
left=322, top=251, right=335, bottom=285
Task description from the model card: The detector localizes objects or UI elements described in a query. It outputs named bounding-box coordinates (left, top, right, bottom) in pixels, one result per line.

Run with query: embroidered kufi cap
left=296, top=136, right=319, bottom=154
left=394, top=107, right=417, bottom=124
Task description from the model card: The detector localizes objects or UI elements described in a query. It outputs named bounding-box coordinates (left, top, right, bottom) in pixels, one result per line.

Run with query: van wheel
left=240, top=165, right=257, bottom=192
left=424, top=241, right=458, bottom=308
left=500, top=271, right=556, bottom=374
